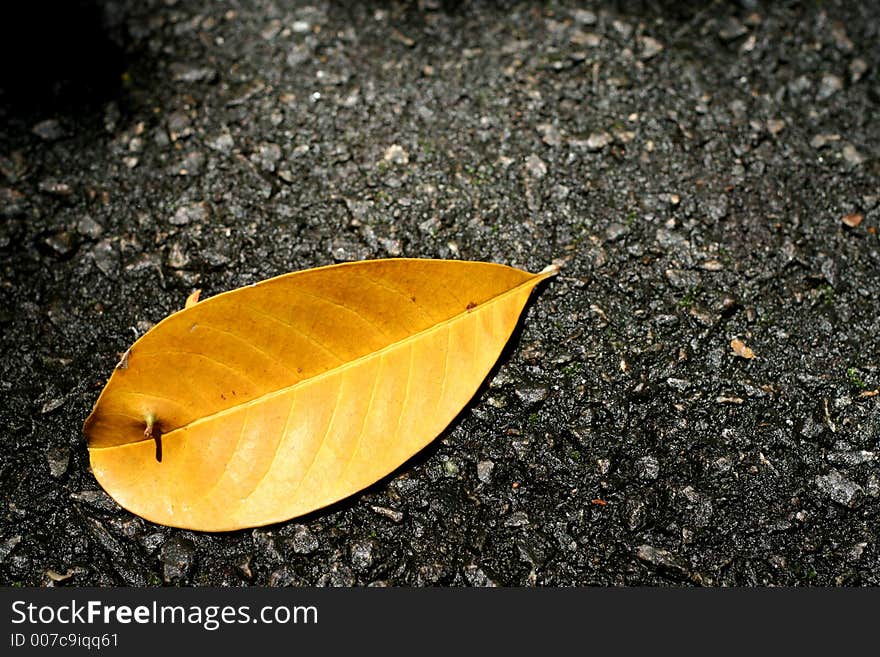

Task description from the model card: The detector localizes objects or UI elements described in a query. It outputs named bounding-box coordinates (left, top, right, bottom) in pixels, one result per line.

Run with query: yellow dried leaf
left=84, top=258, right=557, bottom=531
left=730, top=337, right=755, bottom=359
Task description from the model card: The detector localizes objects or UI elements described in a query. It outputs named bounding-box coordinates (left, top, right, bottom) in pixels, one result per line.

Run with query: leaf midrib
left=91, top=269, right=552, bottom=451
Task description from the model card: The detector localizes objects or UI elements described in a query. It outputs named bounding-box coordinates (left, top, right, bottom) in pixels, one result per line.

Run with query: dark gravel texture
left=1, top=0, right=879, bottom=586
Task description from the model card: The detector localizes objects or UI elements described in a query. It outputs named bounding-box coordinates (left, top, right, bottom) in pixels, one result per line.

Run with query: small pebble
left=571, top=9, right=597, bottom=25
left=38, top=180, right=73, bottom=197
left=40, top=397, right=65, bottom=414
left=350, top=540, right=377, bottom=573
left=44, top=231, right=78, bottom=257
left=690, top=306, right=720, bottom=327
left=252, top=530, right=282, bottom=563
left=730, top=337, right=756, bottom=359
left=842, top=144, right=865, bottom=166
left=159, top=536, right=197, bottom=583
left=571, top=31, right=600, bottom=47
left=169, top=62, right=218, bottom=83
left=626, top=499, right=647, bottom=530
left=464, top=564, right=498, bottom=587
left=635, top=455, right=660, bottom=480
left=287, top=46, right=309, bottom=68
left=768, top=555, right=787, bottom=569
left=831, top=23, right=853, bottom=51
left=826, top=450, right=874, bottom=466
left=636, top=544, right=688, bottom=574
left=268, top=566, right=299, bottom=586
left=236, top=555, right=253, bottom=580
left=612, top=20, right=633, bottom=39
left=330, top=237, right=369, bottom=262
left=370, top=505, right=404, bottom=523
left=76, top=217, right=105, bottom=244
left=166, top=110, right=192, bottom=140
left=666, top=376, right=691, bottom=392
left=537, top=123, right=562, bottom=147
left=252, top=142, right=282, bottom=172
left=842, top=213, right=863, bottom=228
left=166, top=242, right=189, bottom=269
left=605, top=222, right=630, bottom=242
left=866, top=474, right=880, bottom=498
left=286, top=525, right=319, bottom=554
left=585, top=132, right=612, bottom=151
left=319, top=563, right=355, bottom=587
left=788, top=75, right=812, bottom=95
left=383, top=144, right=409, bottom=165
left=514, top=384, right=549, bottom=407
left=175, top=151, right=204, bottom=176
left=718, top=17, right=748, bottom=41
left=504, top=511, right=530, bottom=527
left=138, top=532, right=165, bottom=555
left=476, top=460, right=494, bottom=483
left=379, top=238, right=402, bottom=256
left=767, top=119, right=786, bottom=135
left=665, top=269, right=700, bottom=289
left=207, top=132, right=234, bottom=153
left=654, top=314, right=679, bottom=327
left=70, top=489, right=120, bottom=512
left=31, top=119, right=65, bottom=141
left=524, top=154, right=547, bottom=178
left=261, top=20, right=281, bottom=41
left=170, top=202, right=210, bottom=226
left=0, top=535, right=22, bottom=562
left=46, top=446, right=69, bottom=478
left=0, top=187, right=26, bottom=217
left=91, top=239, right=119, bottom=276
left=816, top=469, right=863, bottom=508
left=849, top=58, right=867, bottom=83
left=200, top=250, right=230, bottom=271
left=706, top=195, right=729, bottom=220
left=810, top=133, right=839, bottom=149
left=817, top=73, right=843, bottom=100
left=639, top=36, right=664, bottom=60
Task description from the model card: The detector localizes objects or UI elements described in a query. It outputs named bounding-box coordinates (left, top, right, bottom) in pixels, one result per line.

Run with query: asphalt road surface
left=1, top=0, right=878, bottom=586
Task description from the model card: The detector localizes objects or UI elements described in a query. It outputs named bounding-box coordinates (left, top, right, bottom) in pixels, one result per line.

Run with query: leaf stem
left=144, top=412, right=163, bottom=462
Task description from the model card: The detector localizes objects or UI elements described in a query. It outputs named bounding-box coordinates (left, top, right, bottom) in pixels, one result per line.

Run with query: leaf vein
left=193, top=323, right=299, bottom=378
left=285, top=379, right=345, bottom=503
left=338, top=356, right=381, bottom=487
left=238, top=396, right=297, bottom=509
left=242, top=302, right=346, bottom=363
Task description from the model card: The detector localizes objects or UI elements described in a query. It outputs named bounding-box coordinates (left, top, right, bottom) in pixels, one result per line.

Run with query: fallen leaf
left=84, top=259, right=557, bottom=531
left=730, top=337, right=756, bottom=359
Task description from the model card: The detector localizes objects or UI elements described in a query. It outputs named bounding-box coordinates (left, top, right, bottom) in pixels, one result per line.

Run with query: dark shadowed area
left=1, top=0, right=878, bottom=586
